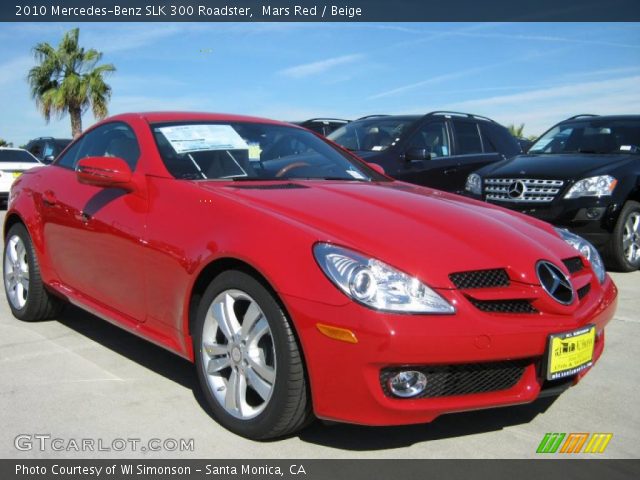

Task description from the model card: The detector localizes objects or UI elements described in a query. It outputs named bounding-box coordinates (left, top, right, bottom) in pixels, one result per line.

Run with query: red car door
left=40, top=122, right=149, bottom=323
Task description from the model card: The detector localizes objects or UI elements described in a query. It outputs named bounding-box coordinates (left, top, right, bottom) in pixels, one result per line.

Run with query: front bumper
left=477, top=195, right=622, bottom=248
left=283, top=276, right=617, bottom=426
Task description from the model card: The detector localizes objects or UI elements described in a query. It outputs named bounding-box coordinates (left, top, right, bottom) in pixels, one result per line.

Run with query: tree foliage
left=28, top=28, right=115, bottom=137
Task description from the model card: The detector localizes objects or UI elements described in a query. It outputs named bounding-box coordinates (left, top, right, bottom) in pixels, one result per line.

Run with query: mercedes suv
left=466, top=114, right=640, bottom=271
left=327, top=112, right=521, bottom=194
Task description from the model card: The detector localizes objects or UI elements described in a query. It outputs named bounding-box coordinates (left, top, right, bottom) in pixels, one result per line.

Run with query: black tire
left=193, top=270, right=312, bottom=440
left=603, top=200, right=640, bottom=272
left=3, top=223, right=62, bottom=321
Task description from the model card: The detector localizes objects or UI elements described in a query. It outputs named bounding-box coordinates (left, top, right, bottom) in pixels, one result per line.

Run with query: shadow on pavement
left=56, top=304, right=559, bottom=449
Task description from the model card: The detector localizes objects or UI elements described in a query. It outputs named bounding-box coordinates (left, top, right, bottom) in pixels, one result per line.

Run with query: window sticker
left=441, top=146, right=449, bottom=156
left=346, top=169, right=366, bottom=179
left=371, top=146, right=384, bottom=151
left=158, top=124, right=249, bottom=154
left=247, top=142, right=262, bottom=161
left=532, top=138, right=551, bottom=150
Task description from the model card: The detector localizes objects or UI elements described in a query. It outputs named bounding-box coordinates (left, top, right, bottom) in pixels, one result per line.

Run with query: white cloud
left=452, top=31, right=640, bottom=50
left=442, top=75, right=640, bottom=136
left=278, top=54, right=365, bottom=79
left=368, top=65, right=490, bottom=100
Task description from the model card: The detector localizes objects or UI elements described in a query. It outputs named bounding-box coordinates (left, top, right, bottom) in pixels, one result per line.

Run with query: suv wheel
left=604, top=200, right=640, bottom=272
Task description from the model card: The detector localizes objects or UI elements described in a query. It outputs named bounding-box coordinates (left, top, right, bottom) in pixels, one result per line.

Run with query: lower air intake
left=380, top=360, right=529, bottom=399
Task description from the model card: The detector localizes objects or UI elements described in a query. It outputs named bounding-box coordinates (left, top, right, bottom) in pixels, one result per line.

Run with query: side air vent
left=449, top=269, right=510, bottom=289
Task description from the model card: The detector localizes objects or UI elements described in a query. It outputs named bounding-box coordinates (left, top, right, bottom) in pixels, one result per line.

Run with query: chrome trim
left=484, top=178, right=564, bottom=203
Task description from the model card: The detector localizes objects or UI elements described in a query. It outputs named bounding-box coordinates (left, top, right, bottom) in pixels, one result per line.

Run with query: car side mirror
left=405, top=147, right=431, bottom=161
left=76, top=156, right=134, bottom=191
left=43, top=155, right=55, bottom=164
left=367, top=162, right=385, bottom=175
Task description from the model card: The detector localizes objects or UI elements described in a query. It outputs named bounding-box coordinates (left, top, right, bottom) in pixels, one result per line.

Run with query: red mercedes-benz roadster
left=4, top=112, right=617, bottom=439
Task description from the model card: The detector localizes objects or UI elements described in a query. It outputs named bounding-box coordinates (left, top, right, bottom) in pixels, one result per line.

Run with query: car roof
left=0, top=147, right=28, bottom=152
left=352, top=115, right=423, bottom=124
left=562, top=114, right=640, bottom=123
left=109, top=111, right=295, bottom=127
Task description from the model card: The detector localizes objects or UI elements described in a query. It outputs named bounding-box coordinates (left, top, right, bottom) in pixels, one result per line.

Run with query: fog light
left=388, top=370, right=427, bottom=398
left=586, top=207, right=602, bottom=220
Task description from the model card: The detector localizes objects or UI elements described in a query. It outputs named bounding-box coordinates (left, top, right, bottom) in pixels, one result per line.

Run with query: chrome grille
left=484, top=178, right=564, bottom=203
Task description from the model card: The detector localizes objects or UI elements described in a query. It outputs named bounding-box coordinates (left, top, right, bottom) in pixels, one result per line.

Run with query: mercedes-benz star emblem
left=536, top=261, right=574, bottom=305
left=508, top=180, right=526, bottom=199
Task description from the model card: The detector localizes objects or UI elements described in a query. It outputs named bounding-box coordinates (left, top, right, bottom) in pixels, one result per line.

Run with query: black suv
left=466, top=114, right=640, bottom=271
left=25, top=137, right=71, bottom=164
left=327, top=111, right=521, bottom=194
left=293, top=118, right=350, bottom=137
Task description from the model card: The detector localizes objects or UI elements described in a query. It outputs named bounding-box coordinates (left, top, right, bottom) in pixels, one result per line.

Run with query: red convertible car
left=4, top=112, right=617, bottom=439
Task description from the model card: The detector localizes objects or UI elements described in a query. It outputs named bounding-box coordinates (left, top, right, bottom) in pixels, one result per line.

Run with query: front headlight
left=564, top=175, right=617, bottom=199
left=313, top=243, right=455, bottom=314
left=465, top=173, right=482, bottom=195
left=554, top=228, right=606, bottom=284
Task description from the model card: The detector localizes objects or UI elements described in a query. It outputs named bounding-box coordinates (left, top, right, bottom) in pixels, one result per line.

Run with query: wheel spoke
left=203, top=341, right=228, bottom=356
left=631, top=214, right=640, bottom=234
left=247, top=355, right=275, bottom=383
left=245, top=365, right=273, bottom=401
left=212, top=293, right=240, bottom=341
left=247, top=317, right=269, bottom=346
left=207, top=355, right=231, bottom=374
left=8, top=240, right=18, bottom=264
left=240, top=301, right=262, bottom=339
left=224, top=370, right=239, bottom=412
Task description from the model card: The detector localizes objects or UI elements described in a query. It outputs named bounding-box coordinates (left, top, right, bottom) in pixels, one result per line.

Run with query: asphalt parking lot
left=0, top=210, right=638, bottom=459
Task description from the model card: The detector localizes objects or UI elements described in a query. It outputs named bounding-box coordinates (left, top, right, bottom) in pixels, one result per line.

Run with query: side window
left=42, top=141, right=55, bottom=157
left=453, top=120, right=483, bottom=155
left=75, top=123, right=141, bottom=170
left=29, top=141, right=42, bottom=158
left=479, top=124, right=497, bottom=152
left=408, top=121, right=450, bottom=158
left=54, top=138, right=84, bottom=169
left=481, top=123, right=521, bottom=157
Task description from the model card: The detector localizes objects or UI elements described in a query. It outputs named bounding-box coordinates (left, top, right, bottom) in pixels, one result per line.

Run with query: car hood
left=479, top=153, right=635, bottom=179
left=200, top=180, right=579, bottom=288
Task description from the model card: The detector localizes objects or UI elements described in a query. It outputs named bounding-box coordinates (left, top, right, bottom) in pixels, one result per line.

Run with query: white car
left=0, top=148, right=43, bottom=203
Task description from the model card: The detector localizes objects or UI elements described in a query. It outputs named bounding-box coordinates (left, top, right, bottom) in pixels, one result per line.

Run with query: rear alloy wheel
left=605, top=200, right=640, bottom=272
left=3, top=223, right=62, bottom=321
left=193, top=270, right=311, bottom=439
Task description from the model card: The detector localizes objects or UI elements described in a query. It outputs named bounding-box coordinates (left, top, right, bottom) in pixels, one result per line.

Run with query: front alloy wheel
left=201, top=289, right=276, bottom=420
left=194, top=270, right=311, bottom=439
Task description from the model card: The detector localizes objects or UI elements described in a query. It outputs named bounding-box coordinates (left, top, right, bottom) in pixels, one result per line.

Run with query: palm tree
left=28, top=28, right=115, bottom=137
left=507, top=123, right=526, bottom=138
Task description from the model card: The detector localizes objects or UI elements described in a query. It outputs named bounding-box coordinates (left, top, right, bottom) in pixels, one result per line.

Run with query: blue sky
left=1, top=22, right=639, bottom=145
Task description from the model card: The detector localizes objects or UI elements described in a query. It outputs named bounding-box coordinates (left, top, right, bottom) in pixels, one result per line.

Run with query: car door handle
left=443, top=168, right=458, bottom=175
left=42, top=190, right=57, bottom=206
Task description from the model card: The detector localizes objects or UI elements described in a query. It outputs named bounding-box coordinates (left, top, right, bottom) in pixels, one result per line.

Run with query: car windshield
left=327, top=118, right=414, bottom=152
left=529, top=119, right=640, bottom=155
left=0, top=149, right=39, bottom=163
left=152, top=122, right=384, bottom=182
